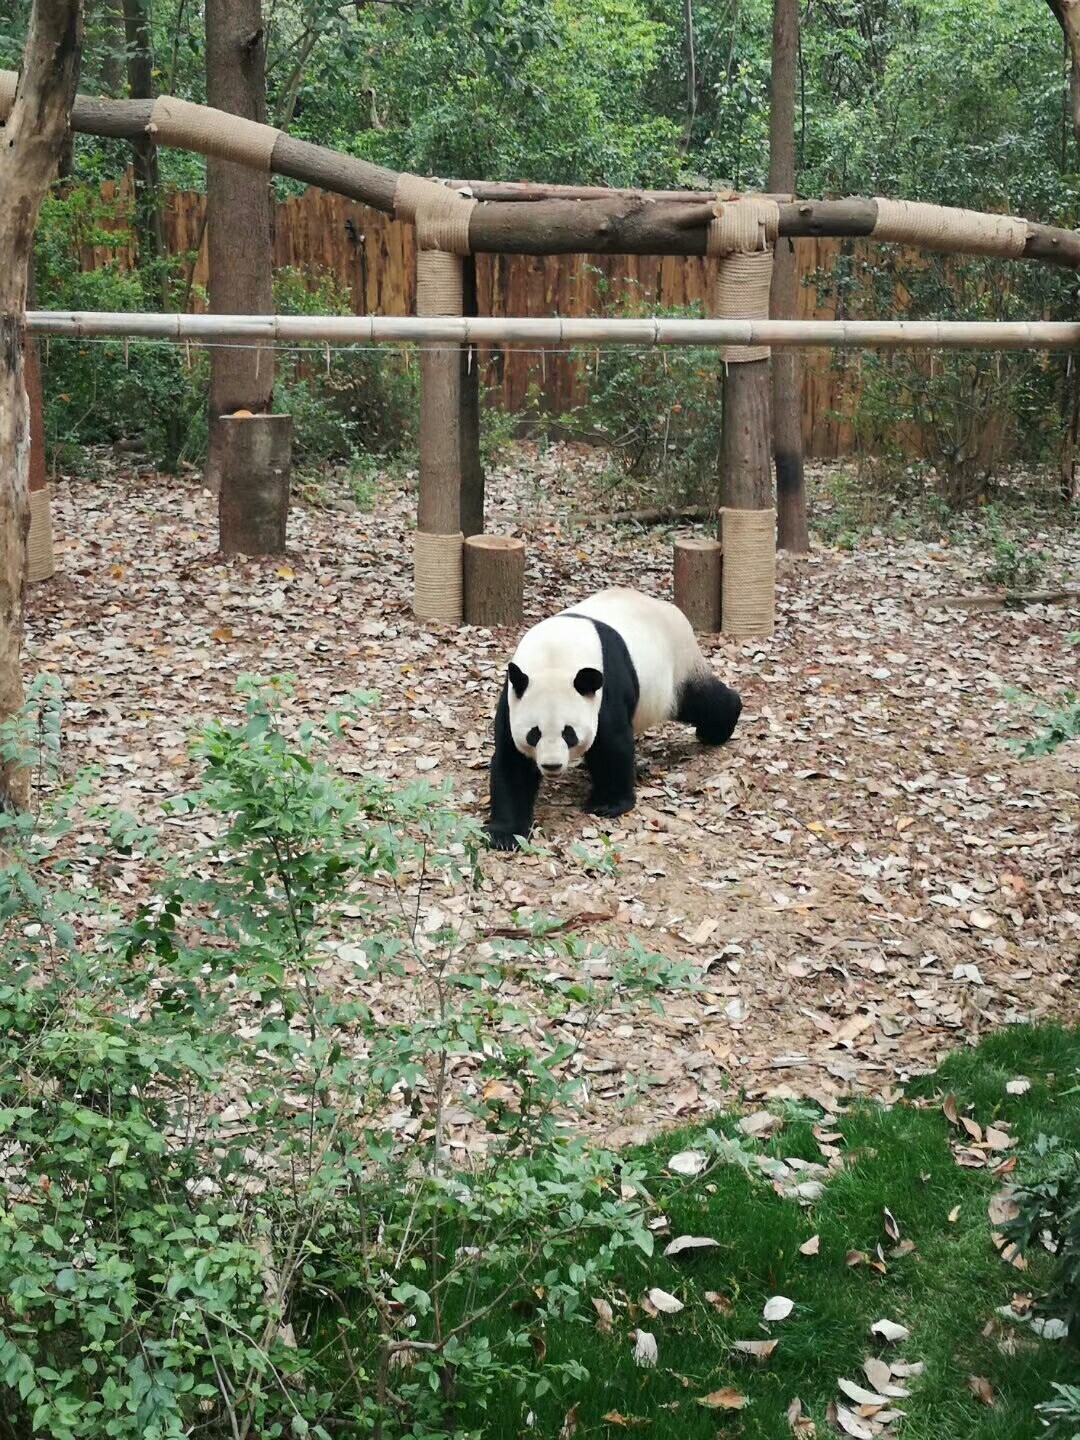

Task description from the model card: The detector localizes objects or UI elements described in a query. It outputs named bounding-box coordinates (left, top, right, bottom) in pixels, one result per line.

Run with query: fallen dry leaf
left=764, top=1295, right=795, bottom=1321
left=704, top=1290, right=735, bottom=1315
left=592, top=1297, right=614, bottom=1334
left=799, top=1234, right=821, bottom=1256
left=967, top=1375, right=995, bottom=1406
left=733, top=1339, right=779, bottom=1361
left=663, top=1235, right=719, bottom=1258
left=871, top=1318, right=911, bottom=1344
left=643, top=1287, right=684, bottom=1316
left=632, top=1329, right=658, bottom=1367
left=787, top=1395, right=816, bottom=1436
left=697, top=1388, right=747, bottom=1410
left=838, top=1377, right=891, bottom=1407
left=667, top=1149, right=708, bottom=1177
left=834, top=1404, right=875, bottom=1438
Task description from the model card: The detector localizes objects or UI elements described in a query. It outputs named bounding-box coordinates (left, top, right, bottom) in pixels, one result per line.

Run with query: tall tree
left=768, top=0, right=809, bottom=552
left=121, top=0, right=166, bottom=304
left=0, top=0, right=83, bottom=808
left=204, top=0, right=275, bottom=497
left=1046, top=0, right=1080, bottom=158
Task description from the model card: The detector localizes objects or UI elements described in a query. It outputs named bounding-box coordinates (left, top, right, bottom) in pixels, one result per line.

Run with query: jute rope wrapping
left=0, top=70, right=16, bottom=122
left=395, top=177, right=477, bottom=622
left=148, top=96, right=280, bottom=169
left=872, top=198, right=1029, bottom=259
left=708, top=197, right=780, bottom=362
left=721, top=507, right=776, bottom=638
left=413, top=530, right=464, bottom=623
left=27, top=485, right=55, bottom=584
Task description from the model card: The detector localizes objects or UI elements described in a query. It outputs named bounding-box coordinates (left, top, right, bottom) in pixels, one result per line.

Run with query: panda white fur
left=486, top=586, right=741, bottom=851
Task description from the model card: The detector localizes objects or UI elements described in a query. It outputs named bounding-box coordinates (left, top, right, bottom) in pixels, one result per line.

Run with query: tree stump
left=673, top=537, right=722, bottom=632
left=463, top=535, right=525, bottom=627
left=218, top=412, right=292, bottom=555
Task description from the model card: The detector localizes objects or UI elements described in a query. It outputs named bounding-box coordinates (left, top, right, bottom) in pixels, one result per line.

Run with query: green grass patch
left=453, top=1024, right=1080, bottom=1438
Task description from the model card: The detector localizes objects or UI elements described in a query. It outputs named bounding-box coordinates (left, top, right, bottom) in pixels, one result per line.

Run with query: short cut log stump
left=463, top=534, right=525, bottom=627
left=673, top=536, right=723, bottom=632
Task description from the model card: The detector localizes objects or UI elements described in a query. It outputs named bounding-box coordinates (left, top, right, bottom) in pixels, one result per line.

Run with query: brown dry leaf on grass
left=27, top=448, right=1080, bottom=1148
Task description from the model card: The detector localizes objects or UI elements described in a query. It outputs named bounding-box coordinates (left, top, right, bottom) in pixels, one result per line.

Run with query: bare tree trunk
left=1047, top=0, right=1080, bottom=156
left=681, top=0, right=697, bottom=154
left=204, top=0, right=275, bottom=498
left=768, top=0, right=809, bottom=552
left=121, top=0, right=167, bottom=305
left=0, top=1, right=83, bottom=808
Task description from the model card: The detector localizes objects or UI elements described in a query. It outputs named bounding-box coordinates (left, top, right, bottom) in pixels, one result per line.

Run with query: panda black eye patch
left=562, top=725, right=579, bottom=748
left=526, top=726, right=541, bottom=747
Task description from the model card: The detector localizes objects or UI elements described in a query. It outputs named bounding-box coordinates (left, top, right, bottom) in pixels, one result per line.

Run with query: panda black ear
left=573, top=666, right=603, bottom=698
left=507, top=662, right=529, bottom=699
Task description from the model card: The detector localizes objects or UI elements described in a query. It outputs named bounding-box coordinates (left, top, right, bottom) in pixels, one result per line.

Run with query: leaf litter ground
left=27, top=445, right=1079, bottom=1144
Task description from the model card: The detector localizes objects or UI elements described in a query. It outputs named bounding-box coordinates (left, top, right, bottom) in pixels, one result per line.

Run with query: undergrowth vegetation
left=0, top=678, right=686, bottom=1440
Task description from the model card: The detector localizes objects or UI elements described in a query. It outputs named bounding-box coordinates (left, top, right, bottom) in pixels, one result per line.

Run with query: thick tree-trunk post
left=217, top=413, right=292, bottom=554
left=0, top=6, right=82, bottom=809
left=708, top=200, right=778, bottom=638
left=463, top=535, right=525, bottom=627
left=203, top=0, right=275, bottom=500
left=769, top=0, right=809, bottom=553
left=217, top=417, right=292, bottom=555
left=673, top=537, right=722, bottom=632
left=396, top=179, right=477, bottom=623
left=459, top=255, right=486, bottom=538
left=25, top=337, right=55, bottom=584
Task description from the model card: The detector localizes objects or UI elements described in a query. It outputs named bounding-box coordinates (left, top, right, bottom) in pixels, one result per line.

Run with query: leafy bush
left=1007, top=632, right=1080, bottom=758
left=0, top=679, right=683, bottom=1440
left=33, top=189, right=208, bottom=470
left=570, top=277, right=722, bottom=508
left=273, top=265, right=419, bottom=470
left=1003, top=1134, right=1080, bottom=1332
left=816, top=249, right=1072, bottom=509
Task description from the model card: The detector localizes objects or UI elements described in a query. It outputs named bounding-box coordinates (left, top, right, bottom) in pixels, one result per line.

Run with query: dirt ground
left=26, top=445, right=1079, bottom=1142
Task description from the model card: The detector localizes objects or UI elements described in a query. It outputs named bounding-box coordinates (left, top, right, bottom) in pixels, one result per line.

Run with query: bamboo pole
left=24, top=312, right=1080, bottom=348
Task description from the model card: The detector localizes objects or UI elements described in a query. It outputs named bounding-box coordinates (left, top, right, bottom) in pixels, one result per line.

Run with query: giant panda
left=485, top=586, right=742, bottom=851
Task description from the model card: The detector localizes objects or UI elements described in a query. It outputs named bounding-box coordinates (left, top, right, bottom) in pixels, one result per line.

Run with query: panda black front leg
left=583, top=722, right=637, bottom=820
left=486, top=684, right=541, bottom=851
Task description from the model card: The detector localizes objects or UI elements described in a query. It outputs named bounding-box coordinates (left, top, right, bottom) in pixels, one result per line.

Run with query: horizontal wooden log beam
left=24, top=312, right=1080, bottom=348
left=6, top=80, right=1077, bottom=263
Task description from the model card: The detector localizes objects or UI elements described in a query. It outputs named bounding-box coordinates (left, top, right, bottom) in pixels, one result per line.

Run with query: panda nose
left=541, top=761, right=562, bottom=774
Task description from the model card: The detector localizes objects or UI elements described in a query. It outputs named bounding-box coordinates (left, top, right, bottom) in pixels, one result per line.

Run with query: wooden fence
left=79, top=181, right=935, bottom=459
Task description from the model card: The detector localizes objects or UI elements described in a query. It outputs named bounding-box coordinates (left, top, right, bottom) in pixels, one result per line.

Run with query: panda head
left=506, top=660, right=603, bottom=777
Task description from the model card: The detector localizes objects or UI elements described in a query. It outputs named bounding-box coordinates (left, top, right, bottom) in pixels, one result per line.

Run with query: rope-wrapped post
left=397, top=176, right=477, bottom=622
left=24, top=337, right=54, bottom=584
left=709, top=197, right=779, bottom=637
left=463, top=534, right=525, bottom=627
left=721, top=507, right=776, bottom=640
left=673, top=537, right=722, bottom=632
left=459, top=256, right=486, bottom=540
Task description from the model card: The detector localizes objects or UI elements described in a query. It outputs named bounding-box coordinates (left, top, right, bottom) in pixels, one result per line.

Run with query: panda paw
left=485, top=826, right=521, bottom=852
left=584, top=796, right=635, bottom=820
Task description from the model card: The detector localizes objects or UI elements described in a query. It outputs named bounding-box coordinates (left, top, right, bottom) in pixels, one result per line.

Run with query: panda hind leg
left=676, top=673, right=742, bottom=746
left=583, top=725, right=637, bottom=819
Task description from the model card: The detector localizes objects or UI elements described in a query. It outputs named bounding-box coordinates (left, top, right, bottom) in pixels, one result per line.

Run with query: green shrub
left=570, top=276, right=722, bottom=508
left=0, top=679, right=683, bottom=1440
left=273, top=265, right=419, bottom=469
left=33, top=188, right=208, bottom=470
left=815, top=250, right=1071, bottom=509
